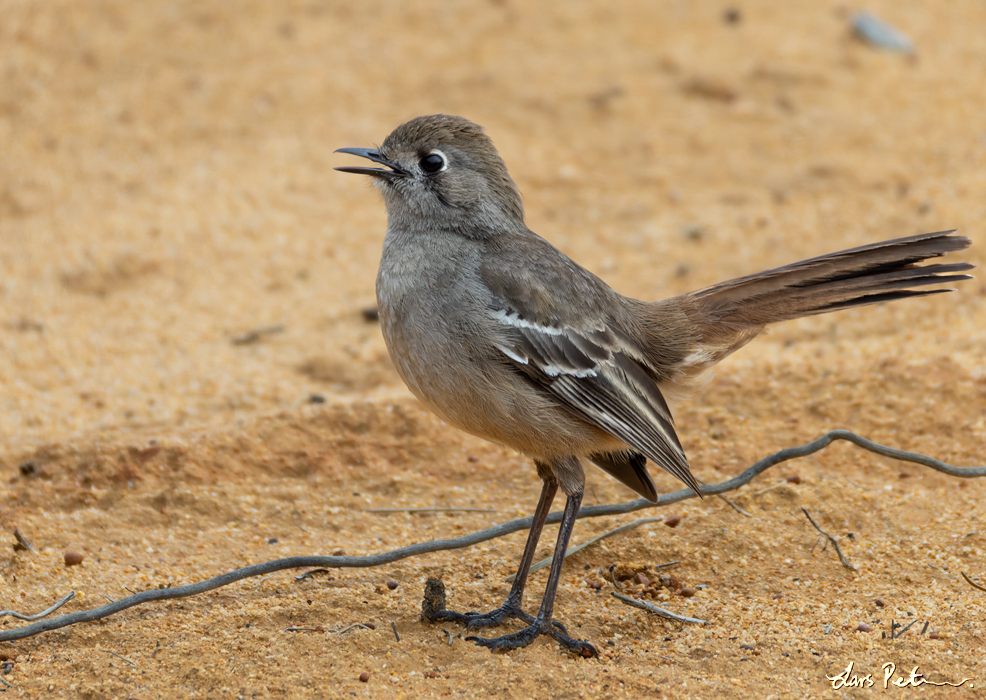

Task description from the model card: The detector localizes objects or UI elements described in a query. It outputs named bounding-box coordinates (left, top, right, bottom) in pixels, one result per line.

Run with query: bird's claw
left=466, top=618, right=597, bottom=657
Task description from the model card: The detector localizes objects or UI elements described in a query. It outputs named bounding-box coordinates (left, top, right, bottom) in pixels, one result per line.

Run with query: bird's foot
left=422, top=577, right=568, bottom=634
left=423, top=577, right=536, bottom=630
left=466, top=617, right=597, bottom=658
left=429, top=602, right=534, bottom=630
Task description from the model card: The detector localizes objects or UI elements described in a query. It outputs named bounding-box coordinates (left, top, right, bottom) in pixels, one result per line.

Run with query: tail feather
left=650, top=230, right=973, bottom=387
left=729, top=259, right=974, bottom=323
left=691, top=230, right=972, bottom=326
left=691, top=230, right=970, bottom=314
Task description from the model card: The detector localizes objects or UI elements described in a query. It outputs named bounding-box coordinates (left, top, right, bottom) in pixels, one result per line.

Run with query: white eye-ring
left=419, top=149, right=448, bottom=174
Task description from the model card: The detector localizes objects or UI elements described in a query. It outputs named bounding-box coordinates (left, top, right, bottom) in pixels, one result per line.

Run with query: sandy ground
left=1, top=1, right=985, bottom=698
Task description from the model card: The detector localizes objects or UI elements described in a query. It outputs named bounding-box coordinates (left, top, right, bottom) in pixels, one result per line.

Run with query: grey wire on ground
left=1, top=429, right=982, bottom=642
left=0, top=592, right=76, bottom=622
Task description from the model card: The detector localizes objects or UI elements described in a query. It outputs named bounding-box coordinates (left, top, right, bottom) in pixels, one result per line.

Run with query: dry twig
left=230, top=324, right=285, bottom=346
left=716, top=494, right=752, bottom=517
left=611, top=592, right=707, bottom=625
left=365, top=507, right=496, bottom=514
left=801, top=507, right=856, bottom=570
left=506, top=517, right=662, bottom=582
left=99, top=649, right=136, bottom=666
left=892, top=618, right=920, bottom=639
left=12, top=529, right=34, bottom=553
left=752, top=480, right=788, bottom=497
left=960, top=571, right=985, bottom=592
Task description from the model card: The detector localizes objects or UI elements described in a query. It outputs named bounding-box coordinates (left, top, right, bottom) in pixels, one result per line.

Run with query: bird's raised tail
left=650, top=230, right=974, bottom=388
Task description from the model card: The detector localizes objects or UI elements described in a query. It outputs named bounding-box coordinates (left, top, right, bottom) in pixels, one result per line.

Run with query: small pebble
left=785, top=474, right=802, bottom=484
left=664, top=514, right=681, bottom=528
left=64, top=551, right=84, bottom=567
left=874, top=598, right=885, bottom=608
left=659, top=573, right=679, bottom=589
left=681, top=224, right=705, bottom=241
left=386, top=580, right=399, bottom=590
left=634, top=573, right=650, bottom=586
left=851, top=11, right=915, bottom=54
left=773, top=593, right=783, bottom=600
left=855, top=622, right=873, bottom=633
left=359, top=672, right=370, bottom=683
left=680, top=587, right=697, bottom=597
left=928, top=631, right=941, bottom=640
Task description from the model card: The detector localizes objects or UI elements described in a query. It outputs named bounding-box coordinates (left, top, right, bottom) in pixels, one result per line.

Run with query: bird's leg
left=428, top=477, right=559, bottom=630
left=466, top=486, right=598, bottom=657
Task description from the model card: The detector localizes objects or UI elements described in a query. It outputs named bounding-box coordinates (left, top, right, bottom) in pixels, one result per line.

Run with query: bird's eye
left=420, top=152, right=445, bottom=173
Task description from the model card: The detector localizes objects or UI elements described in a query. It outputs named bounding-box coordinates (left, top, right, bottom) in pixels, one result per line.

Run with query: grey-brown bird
left=336, top=114, right=972, bottom=657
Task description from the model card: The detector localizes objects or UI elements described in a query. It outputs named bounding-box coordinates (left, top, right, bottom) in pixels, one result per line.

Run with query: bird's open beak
left=334, top=147, right=407, bottom=180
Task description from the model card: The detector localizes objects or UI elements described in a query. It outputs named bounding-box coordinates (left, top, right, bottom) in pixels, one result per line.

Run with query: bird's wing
left=486, top=303, right=700, bottom=500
